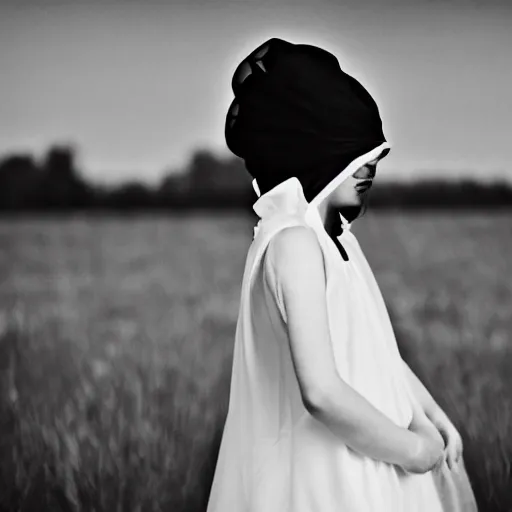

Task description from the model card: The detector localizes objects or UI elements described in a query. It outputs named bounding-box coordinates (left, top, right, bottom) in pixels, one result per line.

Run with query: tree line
left=0, top=143, right=511, bottom=214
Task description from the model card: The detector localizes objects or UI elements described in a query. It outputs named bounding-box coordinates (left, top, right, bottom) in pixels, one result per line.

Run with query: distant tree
left=43, top=145, right=75, bottom=180
left=188, top=149, right=222, bottom=195
left=0, top=154, right=39, bottom=210
left=213, top=157, right=252, bottom=194
left=168, top=149, right=251, bottom=206
left=186, top=150, right=247, bottom=189
left=159, top=169, right=192, bottom=199
left=108, top=181, right=155, bottom=209
left=0, top=142, right=511, bottom=213
left=38, top=144, right=92, bottom=209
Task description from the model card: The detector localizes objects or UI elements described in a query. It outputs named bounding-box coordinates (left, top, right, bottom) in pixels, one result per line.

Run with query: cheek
left=332, top=187, right=347, bottom=203
left=332, top=184, right=358, bottom=204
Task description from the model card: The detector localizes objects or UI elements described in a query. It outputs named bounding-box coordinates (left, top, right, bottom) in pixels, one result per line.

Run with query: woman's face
left=327, top=156, right=380, bottom=207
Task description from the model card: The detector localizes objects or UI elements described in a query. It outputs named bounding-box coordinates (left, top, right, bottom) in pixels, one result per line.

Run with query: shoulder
left=268, top=225, right=319, bottom=262
left=266, top=225, right=325, bottom=289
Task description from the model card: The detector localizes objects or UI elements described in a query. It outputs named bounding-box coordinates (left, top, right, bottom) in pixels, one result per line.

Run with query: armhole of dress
left=262, top=226, right=329, bottom=326
left=263, top=237, right=288, bottom=325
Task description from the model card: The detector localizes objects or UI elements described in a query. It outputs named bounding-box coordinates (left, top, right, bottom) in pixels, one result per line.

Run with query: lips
left=355, top=180, right=373, bottom=191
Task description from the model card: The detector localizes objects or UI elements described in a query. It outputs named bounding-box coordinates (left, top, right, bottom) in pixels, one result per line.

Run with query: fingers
left=445, top=436, right=463, bottom=471
left=436, top=426, right=449, bottom=450
left=434, top=451, right=446, bottom=472
left=433, top=420, right=463, bottom=472
left=456, top=437, right=464, bottom=464
left=446, top=445, right=457, bottom=471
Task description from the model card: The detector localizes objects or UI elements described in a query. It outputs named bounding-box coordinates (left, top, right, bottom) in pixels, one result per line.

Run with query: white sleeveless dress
left=207, top=161, right=478, bottom=511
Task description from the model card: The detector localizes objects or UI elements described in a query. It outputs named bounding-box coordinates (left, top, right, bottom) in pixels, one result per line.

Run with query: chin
left=345, top=197, right=363, bottom=207
left=334, top=194, right=361, bottom=207
left=338, top=196, right=369, bottom=222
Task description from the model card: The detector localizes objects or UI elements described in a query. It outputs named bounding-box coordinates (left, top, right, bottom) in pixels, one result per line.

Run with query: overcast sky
left=1, top=0, right=511, bottom=185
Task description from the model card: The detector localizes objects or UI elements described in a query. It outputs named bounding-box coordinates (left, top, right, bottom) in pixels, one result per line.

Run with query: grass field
left=0, top=211, right=510, bottom=512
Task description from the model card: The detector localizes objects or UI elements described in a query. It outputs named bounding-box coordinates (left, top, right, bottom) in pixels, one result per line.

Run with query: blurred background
left=0, top=0, right=511, bottom=510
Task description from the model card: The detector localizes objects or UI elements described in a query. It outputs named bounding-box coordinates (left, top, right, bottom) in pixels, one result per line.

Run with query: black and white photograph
left=0, top=0, right=510, bottom=511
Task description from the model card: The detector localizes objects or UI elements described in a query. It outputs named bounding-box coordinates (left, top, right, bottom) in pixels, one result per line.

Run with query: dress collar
left=251, top=141, right=391, bottom=233
left=252, top=176, right=352, bottom=235
left=252, top=177, right=310, bottom=219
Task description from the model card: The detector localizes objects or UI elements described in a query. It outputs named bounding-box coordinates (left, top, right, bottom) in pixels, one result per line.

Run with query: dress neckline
left=252, top=176, right=352, bottom=236
left=251, top=141, right=390, bottom=241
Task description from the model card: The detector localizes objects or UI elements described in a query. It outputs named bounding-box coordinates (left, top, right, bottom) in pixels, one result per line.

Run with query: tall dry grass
left=0, top=212, right=510, bottom=511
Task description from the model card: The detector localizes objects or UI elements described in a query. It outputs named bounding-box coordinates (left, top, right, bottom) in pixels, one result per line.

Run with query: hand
left=405, top=413, right=445, bottom=473
left=428, top=409, right=464, bottom=472
left=400, top=401, right=445, bottom=474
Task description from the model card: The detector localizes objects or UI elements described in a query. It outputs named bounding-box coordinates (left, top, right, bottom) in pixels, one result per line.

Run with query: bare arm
left=268, top=226, right=421, bottom=468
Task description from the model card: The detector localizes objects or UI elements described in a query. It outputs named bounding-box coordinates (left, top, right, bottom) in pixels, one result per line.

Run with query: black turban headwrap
left=225, top=37, right=391, bottom=204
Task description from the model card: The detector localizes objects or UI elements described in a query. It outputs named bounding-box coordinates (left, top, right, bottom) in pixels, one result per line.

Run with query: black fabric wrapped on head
left=225, top=37, right=390, bottom=203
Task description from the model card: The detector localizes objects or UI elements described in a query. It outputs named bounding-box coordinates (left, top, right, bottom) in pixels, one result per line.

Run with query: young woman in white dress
left=207, top=37, right=478, bottom=511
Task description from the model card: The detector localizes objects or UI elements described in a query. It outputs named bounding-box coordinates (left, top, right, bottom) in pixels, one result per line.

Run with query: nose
left=355, top=169, right=374, bottom=180
left=354, top=163, right=376, bottom=180
left=365, top=165, right=377, bottom=179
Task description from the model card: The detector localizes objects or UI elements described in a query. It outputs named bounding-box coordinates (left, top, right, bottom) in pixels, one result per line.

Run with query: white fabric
left=207, top=149, right=478, bottom=511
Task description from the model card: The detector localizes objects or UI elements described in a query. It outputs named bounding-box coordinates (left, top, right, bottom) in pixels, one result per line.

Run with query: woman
left=207, top=37, right=478, bottom=511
